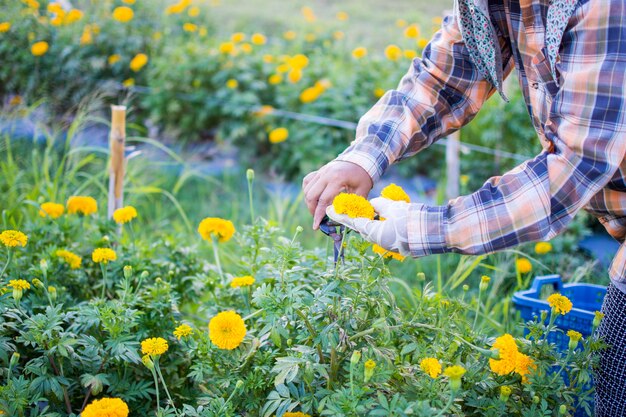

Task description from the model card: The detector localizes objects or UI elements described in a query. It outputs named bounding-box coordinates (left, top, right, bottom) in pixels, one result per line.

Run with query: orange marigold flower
left=209, top=311, right=246, bottom=350
left=82, top=397, right=129, bottom=417
left=113, top=206, right=138, bottom=224
left=198, top=217, right=235, bottom=243
left=112, top=6, right=134, bottom=23
left=67, top=196, right=97, bottom=215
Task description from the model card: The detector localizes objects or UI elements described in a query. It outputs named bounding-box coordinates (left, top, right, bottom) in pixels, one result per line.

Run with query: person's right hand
left=302, top=160, right=373, bottom=230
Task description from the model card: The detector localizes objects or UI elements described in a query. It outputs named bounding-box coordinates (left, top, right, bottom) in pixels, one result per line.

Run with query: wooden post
left=108, top=105, right=126, bottom=219
left=445, top=130, right=461, bottom=200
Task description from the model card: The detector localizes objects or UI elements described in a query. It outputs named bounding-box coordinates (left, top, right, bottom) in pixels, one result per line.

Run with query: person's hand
left=303, top=160, right=373, bottom=230
left=326, top=197, right=411, bottom=255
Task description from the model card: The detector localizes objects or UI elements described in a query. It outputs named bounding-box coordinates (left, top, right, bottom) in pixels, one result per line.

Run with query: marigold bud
left=559, top=404, right=567, bottom=415
left=123, top=265, right=133, bottom=279
left=363, top=359, right=376, bottom=383
left=142, top=354, right=154, bottom=370
left=416, top=272, right=426, bottom=282
left=533, top=395, right=540, bottom=404
left=246, top=169, right=255, bottom=181
left=48, top=286, right=57, bottom=302
left=10, top=352, right=20, bottom=368
left=32, top=278, right=44, bottom=289
left=12, top=288, right=23, bottom=302
left=540, top=310, right=548, bottom=322
left=479, top=275, right=490, bottom=291
left=350, top=350, right=361, bottom=366
left=235, top=380, right=244, bottom=389
left=296, top=226, right=303, bottom=234
left=141, top=271, right=149, bottom=279
left=462, top=284, right=469, bottom=292
left=499, top=385, right=512, bottom=402
left=40, top=259, right=48, bottom=272
left=593, top=311, right=604, bottom=328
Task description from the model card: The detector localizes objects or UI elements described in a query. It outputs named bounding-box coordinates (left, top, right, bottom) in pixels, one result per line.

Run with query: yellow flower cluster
left=38, top=202, right=64, bottom=219
left=385, top=44, right=402, bottom=61
left=173, top=323, right=193, bottom=340
left=352, top=46, right=367, bottom=59
left=82, top=397, right=129, bottom=417
left=113, top=206, right=138, bottom=224
left=141, top=337, right=169, bottom=356
left=130, top=53, right=148, bottom=72
left=92, top=248, right=117, bottom=264
left=516, top=258, right=532, bottom=274
left=380, top=183, right=410, bottom=203
left=47, top=3, right=83, bottom=26
left=299, top=79, right=331, bottom=104
left=166, top=0, right=191, bottom=15
left=535, top=242, right=552, bottom=254
left=230, top=275, right=255, bottom=288
left=372, top=244, right=405, bottom=261
left=332, top=193, right=375, bottom=220
left=31, top=41, right=49, bottom=57
left=0, top=230, right=28, bottom=247
left=8, top=279, right=31, bottom=290
left=209, top=311, right=246, bottom=350
left=489, top=334, right=535, bottom=382
left=547, top=293, right=573, bottom=315
left=67, top=196, right=98, bottom=215
left=419, top=357, right=442, bottom=378
left=198, top=217, right=235, bottom=243
left=0, top=22, right=11, bottom=33
left=269, top=127, right=289, bottom=144
left=56, top=249, right=82, bottom=269
left=112, top=6, right=134, bottom=23
left=283, top=413, right=312, bottom=417
left=443, top=364, right=466, bottom=379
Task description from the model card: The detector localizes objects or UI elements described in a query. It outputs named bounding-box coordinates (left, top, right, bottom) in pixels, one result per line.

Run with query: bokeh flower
left=0, top=22, right=11, bottom=33
left=82, top=397, right=129, bottom=417
left=183, top=22, right=198, bottom=32
left=332, top=193, right=375, bottom=220
left=92, top=248, right=117, bottom=264
left=0, top=230, right=28, bottom=247
left=112, top=6, right=134, bottom=23
left=141, top=337, right=169, bottom=356
left=113, top=206, right=137, bottom=224
left=404, top=25, right=420, bottom=38
left=198, top=217, right=235, bottom=242
left=31, top=41, right=49, bottom=56
left=67, top=196, right=97, bottom=215
left=230, top=275, right=255, bottom=288
left=129, top=53, right=148, bottom=72
left=226, top=79, right=238, bottom=89
left=380, top=183, right=410, bottom=202
left=420, top=357, right=442, bottom=378
left=283, top=30, right=296, bottom=41
left=547, top=293, right=573, bottom=315
left=336, top=11, right=349, bottom=21
left=269, top=127, right=289, bottom=144
left=300, top=86, right=323, bottom=103
left=535, top=242, right=552, bottom=255
left=56, top=249, right=82, bottom=269
left=173, top=324, right=193, bottom=340
left=209, top=311, right=246, bottom=350
left=251, top=33, right=266, bottom=45
left=516, top=258, right=532, bottom=274
left=384, top=44, right=402, bottom=61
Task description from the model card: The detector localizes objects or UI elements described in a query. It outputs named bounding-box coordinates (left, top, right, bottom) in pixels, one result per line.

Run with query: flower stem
left=1, top=249, right=13, bottom=280
left=155, top=361, right=179, bottom=416
left=150, top=366, right=160, bottom=412
left=247, top=174, right=255, bottom=225
left=434, top=388, right=457, bottom=417
left=100, top=264, right=107, bottom=299
left=211, top=236, right=224, bottom=284
left=472, top=287, right=483, bottom=331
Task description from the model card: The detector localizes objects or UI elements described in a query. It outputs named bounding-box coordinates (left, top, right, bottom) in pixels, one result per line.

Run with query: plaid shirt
left=336, top=0, right=626, bottom=288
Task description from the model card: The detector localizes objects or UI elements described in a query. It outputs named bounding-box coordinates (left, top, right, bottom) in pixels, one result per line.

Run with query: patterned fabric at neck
left=455, top=0, right=506, bottom=100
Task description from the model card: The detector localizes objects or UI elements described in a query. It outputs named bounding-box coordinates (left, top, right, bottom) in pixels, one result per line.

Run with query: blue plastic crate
left=512, top=274, right=606, bottom=350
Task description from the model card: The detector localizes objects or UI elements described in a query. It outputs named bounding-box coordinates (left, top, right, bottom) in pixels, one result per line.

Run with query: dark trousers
left=595, top=284, right=626, bottom=416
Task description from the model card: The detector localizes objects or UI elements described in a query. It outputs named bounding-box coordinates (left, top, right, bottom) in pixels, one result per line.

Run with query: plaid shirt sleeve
left=335, top=12, right=512, bottom=182
left=407, top=1, right=626, bottom=257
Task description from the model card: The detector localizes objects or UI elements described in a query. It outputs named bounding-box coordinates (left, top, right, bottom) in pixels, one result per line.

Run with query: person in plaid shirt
left=303, top=0, right=626, bottom=414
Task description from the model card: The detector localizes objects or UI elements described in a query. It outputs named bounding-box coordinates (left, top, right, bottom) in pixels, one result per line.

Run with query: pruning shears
left=319, top=215, right=348, bottom=264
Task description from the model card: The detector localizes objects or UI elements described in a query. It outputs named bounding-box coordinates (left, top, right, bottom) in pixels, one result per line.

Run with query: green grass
left=211, top=0, right=452, bottom=49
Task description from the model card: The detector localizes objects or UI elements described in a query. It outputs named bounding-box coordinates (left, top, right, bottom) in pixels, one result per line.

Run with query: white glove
left=326, top=197, right=411, bottom=256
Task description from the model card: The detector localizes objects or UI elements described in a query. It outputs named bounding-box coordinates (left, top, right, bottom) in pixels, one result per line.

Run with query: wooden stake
left=108, top=105, right=126, bottom=219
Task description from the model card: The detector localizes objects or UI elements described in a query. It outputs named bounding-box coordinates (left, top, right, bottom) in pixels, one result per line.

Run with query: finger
left=313, top=184, right=341, bottom=230
left=302, top=170, right=319, bottom=194
left=304, top=174, right=328, bottom=216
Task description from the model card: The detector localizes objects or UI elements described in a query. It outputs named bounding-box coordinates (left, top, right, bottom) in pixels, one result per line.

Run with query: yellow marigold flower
left=123, top=78, right=135, bottom=87
left=500, top=385, right=512, bottom=401
left=113, top=206, right=138, bottom=224
left=516, top=258, right=532, bottom=274
left=269, top=127, right=289, bottom=144
left=385, top=44, right=402, bottom=61
left=535, top=242, right=552, bottom=255
left=183, top=22, right=198, bottom=32
left=0, top=22, right=12, bottom=33
left=122, top=0, right=136, bottom=4
left=374, top=87, right=385, bottom=98
left=141, top=337, right=169, bottom=356
left=594, top=311, right=604, bottom=327
left=39, top=202, right=64, bottom=219
left=283, top=30, right=296, bottom=41
left=514, top=353, right=536, bottom=382
left=396, top=19, right=408, bottom=28
left=0, top=230, right=28, bottom=248
left=65, top=9, right=83, bottom=24
left=300, top=86, right=323, bottom=103
left=301, top=6, right=316, bottom=22
left=420, top=357, right=442, bottom=378
left=219, top=41, right=235, bottom=54
left=276, top=63, right=290, bottom=73
left=231, top=32, right=245, bottom=43
left=112, top=6, right=134, bottom=23
left=417, top=38, right=429, bottom=49
left=332, top=192, right=376, bottom=220
left=31, top=41, right=49, bottom=56
left=567, top=329, right=582, bottom=350
left=80, top=26, right=93, bottom=45
left=380, top=183, right=410, bottom=202
left=230, top=275, right=255, bottom=288
left=283, top=413, right=311, bottom=417
left=66, top=196, right=97, bottom=215
left=209, top=311, right=246, bottom=350
left=404, top=25, right=420, bottom=38
left=56, top=249, right=82, bottom=269
left=289, top=54, right=309, bottom=69
left=489, top=334, right=519, bottom=375
left=251, top=33, right=266, bottom=45
left=130, top=53, right=148, bottom=72
left=336, top=11, right=349, bottom=21
left=238, top=43, right=252, bottom=53
left=372, top=244, right=405, bottom=261
left=315, top=79, right=332, bottom=90
left=404, top=50, right=418, bottom=59
left=226, top=79, right=238, bottom=89
left=8, top=280, right=31, bottom=291
left=547, top=293, right=573, bottom=315
left=198, top=217, right=235, bottom=243
left=363, top=359, right=376, bottom=382
left=188, top=6, right=200, bottom=16
left=165, top=1, right=187, bottom=15
left=443, top=365, right=466, bottom=379
left=268, top=74, right=282, bottom=85
left=288, top=69, right=303, bottom=84
left=173, top=323, right=193, bottom=340
left=92, top=248, right=117, bottom=264
left=108, top=54, right=121, bottom=65
left=82, top=397, right=129, bottom=417
left=352, top=46, right=368, bottom=59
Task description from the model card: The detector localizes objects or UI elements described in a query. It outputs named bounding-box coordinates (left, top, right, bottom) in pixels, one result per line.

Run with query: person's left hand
left=326, top=197, right=411, bottom=255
